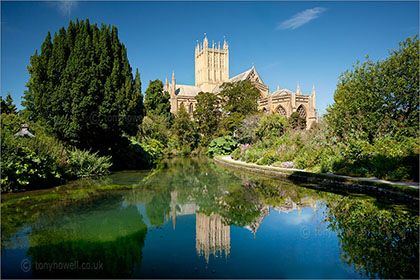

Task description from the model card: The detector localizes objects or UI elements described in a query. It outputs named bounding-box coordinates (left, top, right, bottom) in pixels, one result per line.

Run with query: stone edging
left=214, top=156, right=419, bottom=202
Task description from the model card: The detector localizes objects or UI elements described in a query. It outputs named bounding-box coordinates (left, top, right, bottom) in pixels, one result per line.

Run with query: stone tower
left=195, top=34, right=229, bottom=92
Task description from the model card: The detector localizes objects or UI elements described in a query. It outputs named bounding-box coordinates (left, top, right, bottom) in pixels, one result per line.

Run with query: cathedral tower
left=195, top=34, right=229, bottom=92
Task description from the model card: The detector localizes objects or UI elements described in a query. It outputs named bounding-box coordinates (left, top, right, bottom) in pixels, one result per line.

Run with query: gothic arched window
left=189, top=103, right=194, bottom=113
left=297, top=105, right=306, bottom=119
left=276, top=105, right=287, bottom=117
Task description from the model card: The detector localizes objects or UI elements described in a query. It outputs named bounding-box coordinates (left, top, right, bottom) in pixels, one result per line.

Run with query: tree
left=326, top=35, right=419, bottom=141
left=218, top=80, right=260, bottom=134
left=193, top=91, right=221, bottom=145
left=1, top=92, right=17, bottom=114
left=144, top=79, right=172, bottom=123
left=21, top=19, right=144, bottom=151
left=289, top=112, right=306, bottom=130
left=171, top=106, right=197, bottom=153
left=256, top=114, right=288, bottom=139
left=219, top=80, right=260, bottom=116
left=234, top=113, right=263, bottom=144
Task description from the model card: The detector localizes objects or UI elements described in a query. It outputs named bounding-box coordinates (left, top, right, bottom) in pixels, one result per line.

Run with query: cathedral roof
left=211, top=67, right=254, bottom=93
left=271, top=88, right=294, bottom=96
left=228, top=67, right=253, bottom=82
left=175, top=84, right=203, bottom=97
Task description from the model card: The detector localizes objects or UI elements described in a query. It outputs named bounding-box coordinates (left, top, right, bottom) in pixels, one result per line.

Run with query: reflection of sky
left=280, top=209, right=313, bottom=225
left=133, top=202, right=363, bottom=279
left=136, top=203, right=151, bottom=228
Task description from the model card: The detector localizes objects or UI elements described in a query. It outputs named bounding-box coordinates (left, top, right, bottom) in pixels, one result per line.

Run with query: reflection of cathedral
left=244, top=205, right=270, bottom=237
left=273, top=197, right=317, bottom=215
left=195, top=213, right=230, bottom=263
left=169, top=191, right=199, bottom=229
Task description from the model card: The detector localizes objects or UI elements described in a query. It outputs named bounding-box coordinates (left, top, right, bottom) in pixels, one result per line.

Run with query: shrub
left=256, top=152, right=276, bottom=166
left=231, top=147, right=242, bottom=160
left=256, top=114, right=288, bottom=139
left=242, top=147, right=264, bottom=163
left=234, top=113, right=262, bottom=144
left=289, top=112, right=306, bottom=130
left=67, top=149, right=112, bottom=177
left=137, top=114, right=170, bottom=145
left=1, top=114, right=69, bottom=191
left=207, top=135, right=238, bottom=158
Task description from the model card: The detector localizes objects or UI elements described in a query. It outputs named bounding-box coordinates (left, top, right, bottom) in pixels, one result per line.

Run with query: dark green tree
left=326, top=35, right=419, bottom=141
left=1, top=92, right=17, bottom=114
left=289, top=112, right=306, bottom=130
left=193, top=91, right=221, bottom=145
left=218, top=80, right=260, bottom=134
left=144, top=79, right=172, bottom=123
left=218, top=80, right=260, bottom=116
left=21, top=19, right=143, bottom=151
left=171, top=106, right=197, bottom=153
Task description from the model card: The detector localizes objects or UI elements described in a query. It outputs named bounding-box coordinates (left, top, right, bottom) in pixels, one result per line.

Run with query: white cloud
left=277, top=7, right=326, bottom=30
left=50, top=1, right=78, bottom=17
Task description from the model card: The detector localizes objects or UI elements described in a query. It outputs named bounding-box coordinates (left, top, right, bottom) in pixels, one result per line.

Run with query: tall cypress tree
left=22, top=19, right=144, bottom=151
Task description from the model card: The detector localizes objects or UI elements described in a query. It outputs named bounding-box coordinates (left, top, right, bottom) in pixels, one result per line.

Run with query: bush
left=1, top=113, right=115, bottom=192
left=234, top=113, right=262, bottom=144
left=140, top=138, right=165, bottom=163
left=137, top=114, right=170, bottom=145
left=289, top=112, right=306, bottom=130
left=256, top=152, right=276, bottom=166
left=256, top=114, right=288, bottom=139
left=242, top=147, right=264, bottom=163
left=207, top=135, right=238, bottom=158
left=1, top=114, right=69, bottom=191
left=67, top=149, right=112, bottom=177
left=231, top=147, right=242, bottom=160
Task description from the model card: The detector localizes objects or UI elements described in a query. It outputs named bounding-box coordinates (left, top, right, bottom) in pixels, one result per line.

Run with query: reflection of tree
left=218, top=184, right=263, bottom=227
left=325, top=197, right=419, bottom=279
left=27, top=198, right=147, bottom=278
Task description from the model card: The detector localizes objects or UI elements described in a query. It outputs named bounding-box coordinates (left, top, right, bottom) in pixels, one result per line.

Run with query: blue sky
left=1, top=1, right=419, bottom=115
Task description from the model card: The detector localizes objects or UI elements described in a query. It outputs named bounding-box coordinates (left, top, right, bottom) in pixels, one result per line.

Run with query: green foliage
left=193, top=91, right=221, bottom=145
left=289, top=112, right=306, bottom=130
left=67, top=149, right=112, bottom=177
left=234, top=113, right=262, bottom=144
left=22, top=19, right=143, bottom=151
left=218, top=112, right=244, bottom=136
left=217, top=80, right=260, bottom=135
left=171, top=106, right=198, bottom=154
left=207, top=135, right=238, bottom=158
left=256, top=114, right=288, bottom=139
left=241, top=146, right=264, bottom=163
left=139, top=138, right=165, bottom=164
left=218, top=80, right=260, bottom=115
left=326, top=197, right=419, bottom=279
left=326, top=35, right=419, bottom=141
left=231, top=147, right=242, bottom=160
left=144, top=79, right=172, bottom=123
left=0, top=92, right=17, bottom=114
left=137, top=114, right=170, bottom=145
left=1, top=113, right=115, bottom=192
left=1, top=114, right=68, bottom=191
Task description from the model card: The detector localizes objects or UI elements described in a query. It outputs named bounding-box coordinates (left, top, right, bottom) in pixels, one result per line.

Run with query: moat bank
left=214, top=155, right=419, bottom=203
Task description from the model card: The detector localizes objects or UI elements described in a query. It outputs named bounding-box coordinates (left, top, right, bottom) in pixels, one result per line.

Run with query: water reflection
left=196, top=213, right=230, bottom=263
left=1, top=157, right=418, bottom=279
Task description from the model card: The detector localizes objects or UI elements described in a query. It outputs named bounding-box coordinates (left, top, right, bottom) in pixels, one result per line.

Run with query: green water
left=1, top=157, right=419, bottom=278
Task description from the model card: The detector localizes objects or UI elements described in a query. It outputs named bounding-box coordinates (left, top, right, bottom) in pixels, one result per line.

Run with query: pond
left=1, top=157, right=419, bottom=279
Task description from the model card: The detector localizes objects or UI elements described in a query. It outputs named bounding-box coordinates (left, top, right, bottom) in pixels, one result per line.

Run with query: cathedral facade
left=164, top=35, right=318, bottom=128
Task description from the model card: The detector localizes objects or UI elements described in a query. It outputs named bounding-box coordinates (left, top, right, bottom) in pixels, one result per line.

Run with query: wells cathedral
left=164, top=35, right=318, bottom=129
